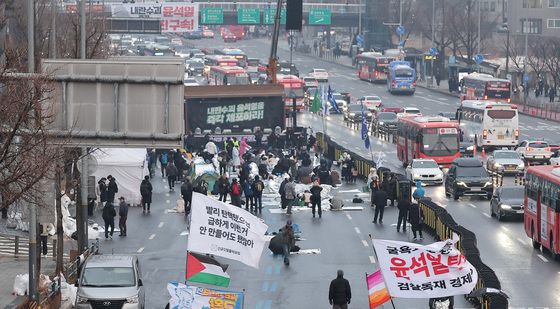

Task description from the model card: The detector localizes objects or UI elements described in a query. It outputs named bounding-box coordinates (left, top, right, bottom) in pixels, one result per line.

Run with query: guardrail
left=317, top=131, right=508, bottom=308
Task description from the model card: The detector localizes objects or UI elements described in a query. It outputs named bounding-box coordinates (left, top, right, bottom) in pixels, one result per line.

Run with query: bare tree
left=543, top=38, right=560, bottom=89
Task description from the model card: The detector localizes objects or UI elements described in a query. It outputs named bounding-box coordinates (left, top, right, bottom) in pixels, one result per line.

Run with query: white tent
left=92, top=148, right=148, bottom=205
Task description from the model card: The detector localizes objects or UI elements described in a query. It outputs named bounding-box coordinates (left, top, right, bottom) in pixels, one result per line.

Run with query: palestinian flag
left=186, top=252, right=230, bottom=287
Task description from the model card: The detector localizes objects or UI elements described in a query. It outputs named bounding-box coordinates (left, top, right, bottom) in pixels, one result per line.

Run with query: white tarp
left=372, top=238, right=478, bottom=298
left=188, top=193, right=268, bottom=269
left=92, top=148, right=148, bottom=205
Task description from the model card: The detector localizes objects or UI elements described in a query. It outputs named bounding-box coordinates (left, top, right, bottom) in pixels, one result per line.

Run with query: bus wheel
left=551, top=236, right=560, bottom=260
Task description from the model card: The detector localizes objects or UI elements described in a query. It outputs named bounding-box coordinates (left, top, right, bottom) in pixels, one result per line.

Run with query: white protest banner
left=110, top=3, right=163, bottom=18
left=161, top=3, right=199, bottom=33
left=188, top=193, right=268, bottom=269
left=372, top=238, right=478, bottom=298
left=167, top=283, right=244, bottom=309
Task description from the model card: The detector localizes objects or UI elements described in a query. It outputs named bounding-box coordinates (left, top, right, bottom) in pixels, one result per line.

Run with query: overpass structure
left=106, top=2, right=363, bottom=33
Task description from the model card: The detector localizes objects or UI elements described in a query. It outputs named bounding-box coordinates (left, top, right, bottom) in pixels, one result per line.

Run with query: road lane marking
left=165, top=193, right=170, bottom=197
left=362, top=240, right=369, bottom=247
left=179, top=231, right=189, bottom=236
left=369, top=255, right=377, bottom=264
left=483, top=213, right=491, bottom=218
left=166, top=200, right=170, bottom=204
left=137, top=247, right=145, bottom=253
left=345, top=213, right=353, bottom=220
left=468, top=203, right=477, bottom=208
left=537, top=254, right=549, bottom=262
left=538, top=121, right=548, bottom=125
left=148, top=233, right=156, bottom=240
left=517, top=238, right=527, bottom=246
left=354, top=227, right=361, bottom=234
left=501, top=226, right=509, bottom=232
left=158, top=222, right=164, bottom=228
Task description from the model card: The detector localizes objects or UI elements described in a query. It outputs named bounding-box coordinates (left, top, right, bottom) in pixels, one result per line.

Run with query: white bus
left=457, top=100, right=519, bottom=150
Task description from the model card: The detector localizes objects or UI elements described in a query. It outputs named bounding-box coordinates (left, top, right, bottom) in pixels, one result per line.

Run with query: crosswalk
left=0, top=235, right=67, bottom=258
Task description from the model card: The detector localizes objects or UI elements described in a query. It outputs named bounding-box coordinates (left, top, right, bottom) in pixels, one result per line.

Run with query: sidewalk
left=0, top=257, right=56, bottom=307
left=273, top=38, right=560, bottom=122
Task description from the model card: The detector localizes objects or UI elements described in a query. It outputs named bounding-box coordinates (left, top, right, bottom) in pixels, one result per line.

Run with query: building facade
left=507, top=0, right=560, bottom=36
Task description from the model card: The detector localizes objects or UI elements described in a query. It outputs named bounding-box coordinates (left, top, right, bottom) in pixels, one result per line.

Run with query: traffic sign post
left=396, top=25, right=405, bottom=36
left=264, top=8, right=286, bottom=25
left=309, top=9, right=332, bottom=25
left=201, top=8, right=224, bottom=25
left=237, top=8, right=260, bottom=24
left=474, top=54, right=484, bottom=65
left=356, top=34, right=364, bottom=48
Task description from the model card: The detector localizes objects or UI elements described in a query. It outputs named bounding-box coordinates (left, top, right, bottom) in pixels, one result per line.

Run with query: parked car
left=515, top=140, right=552, bottom=164
left=445, top=158, right=493, bottom=200
left=405, top=159, right=444, bottom=185
left=486, top=149, right=525, bottom=174
left=490, top=185, right=525, bottom=221
left=75, top=255, right=145, bottom=309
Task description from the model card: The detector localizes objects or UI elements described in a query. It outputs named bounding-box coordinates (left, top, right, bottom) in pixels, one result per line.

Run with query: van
left=75, top=255, right=145, bottom=309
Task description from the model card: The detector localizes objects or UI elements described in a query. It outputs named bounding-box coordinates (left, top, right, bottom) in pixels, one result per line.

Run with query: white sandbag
left=176, top=199, right=185, bottom=213
left=61, top=281, right=77, bottom=304
left=194, top=164, right=216, bottom=177
left=12, top=274, right=28, bottom=296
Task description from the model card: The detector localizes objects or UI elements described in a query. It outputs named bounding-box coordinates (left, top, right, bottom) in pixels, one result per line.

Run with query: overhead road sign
left=201, top=8, right=224, bottom=24
left=309, top=8, right=331, bottom=25
left=264, top=7, right=286, bottom=25
left=237, top=8, right=260, bottom=24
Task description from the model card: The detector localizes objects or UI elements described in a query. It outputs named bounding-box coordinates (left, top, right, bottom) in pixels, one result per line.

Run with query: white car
left=397, top=107, right=422, bottom=118
left=358, top=96, right=383, bottom=111
left=405, top=159, right=444, bottom=185
left=309, top=68, right=329, bottom=82
left=332, top=92, right=348, bottom=113
left=183, top=77, right=200, bottom=86
left=515, top=140, right=552, bottom=164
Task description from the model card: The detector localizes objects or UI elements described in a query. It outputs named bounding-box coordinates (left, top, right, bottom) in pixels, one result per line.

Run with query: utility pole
left=477, top=0, right=481, bottom=72
left=80, top=0, right=86, bottom=59
left=523, top=33, right=528, bottom=105
left=268, top=0, right=283, bottom=83
left=429, top=0, right=435, bottom=87
left=358, top=0, right=362, bottom=35
left=505, top=24, right=510, bottom=79
left=78, top=0, right=89, bottom=252
left=50, top=0, right=56, bottom=58
left=27, top=0, right=38, bottom=302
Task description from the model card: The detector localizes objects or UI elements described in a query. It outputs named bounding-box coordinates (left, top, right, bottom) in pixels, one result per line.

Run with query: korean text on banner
left=161, top=3, right=199, bottom=33
left=372, top=238, right=478, bottom=298
left=110, top=3, right=163, bottom=18
left=188, top=193, right=269, bottom=269
left=167, top=283, right=243, bottom=309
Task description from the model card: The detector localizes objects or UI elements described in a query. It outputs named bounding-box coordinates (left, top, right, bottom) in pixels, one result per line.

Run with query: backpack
left=232, top=183, right=241, bottom=196
left=161, top=153, right=168, bottom=164
left=255, top=181, right=263, bottom=193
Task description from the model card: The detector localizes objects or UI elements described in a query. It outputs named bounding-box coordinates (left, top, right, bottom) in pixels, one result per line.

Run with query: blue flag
left=361, top=102, right=370, bottom=149
left=327, top=85, right=340, bottom=114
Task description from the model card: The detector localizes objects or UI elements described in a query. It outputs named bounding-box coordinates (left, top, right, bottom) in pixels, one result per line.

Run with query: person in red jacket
left=230, top=178, right=242, bottom=207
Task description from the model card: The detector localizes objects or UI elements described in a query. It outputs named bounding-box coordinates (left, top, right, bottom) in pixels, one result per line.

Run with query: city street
left=181, top=36, right=560, bottom=307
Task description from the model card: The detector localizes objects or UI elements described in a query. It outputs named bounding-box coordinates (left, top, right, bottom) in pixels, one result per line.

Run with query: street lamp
left=498, top=22, right=510, bottom=79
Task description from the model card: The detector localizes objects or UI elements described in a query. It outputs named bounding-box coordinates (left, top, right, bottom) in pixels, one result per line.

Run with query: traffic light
left=286, top=0, right=303, bottom=31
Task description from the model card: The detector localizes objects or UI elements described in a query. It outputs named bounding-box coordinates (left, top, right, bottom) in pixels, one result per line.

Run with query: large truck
left=184, top=84, right=285, bottom=145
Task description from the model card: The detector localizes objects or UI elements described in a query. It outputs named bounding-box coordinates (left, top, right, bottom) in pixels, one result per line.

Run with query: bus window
left=487, top=110, right=516, bottom=119
left=422, top=128, right=459, bottom=156
left=395, top=68, right=414, bottom=78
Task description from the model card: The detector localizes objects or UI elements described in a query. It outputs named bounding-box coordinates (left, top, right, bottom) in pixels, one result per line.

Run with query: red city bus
left=356, top=52, right=396, bottom=83
left=277, top=74, right=305, bottom=111
left=396, top=116, right=461, bottom=167
left=207, top=66, right=249, bottom=86
left=460, top=73, right=511, bottom=102
left=524, top=166, right=560, bottom=259
left=215, top=48, right=248, bottom=67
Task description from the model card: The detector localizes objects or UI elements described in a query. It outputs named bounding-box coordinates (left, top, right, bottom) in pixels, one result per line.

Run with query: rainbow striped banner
left=367, top=270, right=391, bottom=309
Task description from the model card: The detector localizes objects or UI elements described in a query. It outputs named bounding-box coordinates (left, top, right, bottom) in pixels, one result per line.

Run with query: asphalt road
left=181, top=37, right=560, bottom=307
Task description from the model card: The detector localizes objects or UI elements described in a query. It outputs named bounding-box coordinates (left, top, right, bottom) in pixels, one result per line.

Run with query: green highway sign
left=237, top=8, right=260, bottom=24
left=263, top=8, right=286, bottom=25
left=309, top=8, right=332, bottom=25
left=201, top=8, right=224, bottom=24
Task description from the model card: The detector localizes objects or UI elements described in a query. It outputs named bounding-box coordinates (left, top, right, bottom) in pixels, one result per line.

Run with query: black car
left=186, top=61, right=204, bottom=76
left=490, top=186, right=524, bottom=221
left=372, top=112, right=398, bottom=134
left=344, top=104, right=372, bottom=122
left=445, top=158, right=493, bottom=200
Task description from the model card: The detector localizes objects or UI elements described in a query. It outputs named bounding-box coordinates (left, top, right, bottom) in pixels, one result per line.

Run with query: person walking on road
left=284, top=178, right=297, bottom=215
left=181, top=178, right=194, bottom=216
left=387, top=173, right=398, bottom=206
left=279, top=177, right=289, bottom=210
left=409, top=201, right=424, bottom=240
left=107, top=175, right=118, bottom=204
left=550, top=87, right=556, bottom=103
left=369, top=175, right=380, bottom=208
left=412, top=181, right=425, bottom=200
left=230, top=178, right=242, bottom=207
left=97, top=177, right=108, bottom=210
left=166, top=162, right=178, bottom=192
left=159, top=152, right=169, bottom=177
left=217, top=174, right=230, bottom=203
left=310, top=179, right=323, bottom=218
left=140, top=176, right=153, bottom=214
left=102, top=201, right=116, bottom=239
left=243, top=178, right=254, bottom=212
left=396, top=197, right=411, bottom=232
left=329, top=270, right=352, bottom=309
left=373, top=187, right=388, bottom=224
left=252, top=175, right=265, bottom=213
left=118, top=197, right=128, bottom=237
left=280, top=220, right=295, bottom=266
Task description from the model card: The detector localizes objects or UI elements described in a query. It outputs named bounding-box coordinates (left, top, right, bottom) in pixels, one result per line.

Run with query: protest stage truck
left=184, top=84, right=286, bottom=147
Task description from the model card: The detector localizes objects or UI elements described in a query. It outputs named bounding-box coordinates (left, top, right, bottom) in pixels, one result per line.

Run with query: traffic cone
left=481, top=147, right=486, bottom=158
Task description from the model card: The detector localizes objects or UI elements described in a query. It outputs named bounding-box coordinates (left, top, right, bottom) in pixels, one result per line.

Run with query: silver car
left=76, top=255, right=145, bottom=309
left=486, top=150, right=525, bottom=174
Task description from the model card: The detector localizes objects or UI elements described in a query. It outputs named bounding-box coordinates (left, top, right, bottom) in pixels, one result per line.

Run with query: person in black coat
left=107, top=175, right=118, bottom=204
left=279, top=177, right=289, bottom=209
left=396, top=198, right=411, bottom=232
left=181, top=178, right=194, bottom=216
left=328, top=270, right=351, bottom=309
left=310, top=180, right=323, bottom=218
left=373, top=188, right=387, bottom=224
left=387, top=174, right=398, bottom=206
left=98, top=178, right=108, bottom=209
left=102, top=201, right=116, bottom=239
left=408, top=202, right=425, bottom=240
left=140, top=176, right=153, bottom=214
